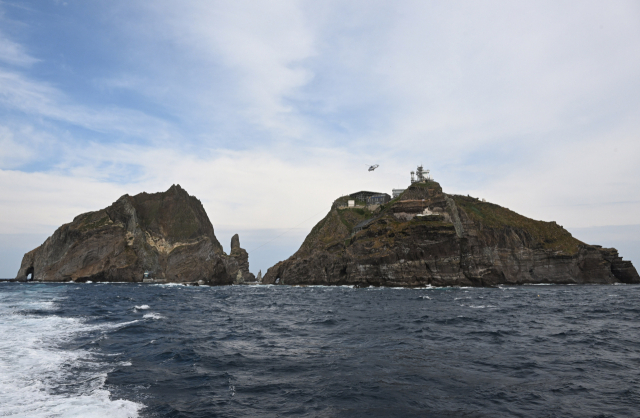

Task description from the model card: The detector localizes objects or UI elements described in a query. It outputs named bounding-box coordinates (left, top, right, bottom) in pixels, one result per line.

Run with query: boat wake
left=0, top=285, right=142, bottom=417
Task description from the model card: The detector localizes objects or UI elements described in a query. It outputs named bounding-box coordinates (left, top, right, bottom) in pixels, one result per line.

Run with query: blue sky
left=1, top=0, right=639, bottom=277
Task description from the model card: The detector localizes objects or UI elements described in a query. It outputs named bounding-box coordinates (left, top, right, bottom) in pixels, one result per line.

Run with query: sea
left=1, top=282, right=639, bottom=418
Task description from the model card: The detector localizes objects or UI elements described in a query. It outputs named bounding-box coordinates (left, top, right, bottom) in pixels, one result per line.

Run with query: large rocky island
left=263, top=179, right=639, bottom=287
left=15, top=185, right=255, bottom=284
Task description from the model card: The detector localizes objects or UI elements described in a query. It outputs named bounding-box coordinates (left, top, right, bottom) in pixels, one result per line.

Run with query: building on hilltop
left=349, top=191, right=382, bottom=203
left=347, top=191, right=391, bottom=206
left=392, top=189, right=405, bottom=198
left=367, top=194, right=391, bottom=205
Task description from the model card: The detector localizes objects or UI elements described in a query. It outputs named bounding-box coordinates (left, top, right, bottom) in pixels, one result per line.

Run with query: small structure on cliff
left=411, top=165, right=432, bottom=184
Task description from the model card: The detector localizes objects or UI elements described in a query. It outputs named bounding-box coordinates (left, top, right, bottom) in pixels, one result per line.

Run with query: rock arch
left=25, top=266, right=34, bottom=281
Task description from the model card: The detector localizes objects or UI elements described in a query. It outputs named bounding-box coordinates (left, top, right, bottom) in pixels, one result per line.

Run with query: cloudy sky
left=1, top=0, right=639, bottom=277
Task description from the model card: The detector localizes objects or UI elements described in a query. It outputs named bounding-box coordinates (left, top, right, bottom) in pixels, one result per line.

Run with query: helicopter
left=368, top=164, right=379, bottom=172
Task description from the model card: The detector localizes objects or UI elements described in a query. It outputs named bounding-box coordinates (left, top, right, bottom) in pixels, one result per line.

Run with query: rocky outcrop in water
left=227, top=234, right=255, bottom=284
left=15, top=185, right=252, bottom=284
left=263, top=181, right=639, bottom=287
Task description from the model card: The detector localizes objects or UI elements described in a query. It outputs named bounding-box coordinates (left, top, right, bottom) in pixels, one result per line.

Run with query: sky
left=1, top=0, right=639, bottom=277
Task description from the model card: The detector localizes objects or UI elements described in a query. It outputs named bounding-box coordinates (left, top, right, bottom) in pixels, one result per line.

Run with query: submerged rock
left=15, top=185, right=252, bottom=284
left=263, top=181, right=639, bottom=287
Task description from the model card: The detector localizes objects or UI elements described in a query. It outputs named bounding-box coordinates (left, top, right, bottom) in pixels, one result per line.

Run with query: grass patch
left=453, top=195, right=582, bottom=254
left=77, top=212, right=112, bottom=232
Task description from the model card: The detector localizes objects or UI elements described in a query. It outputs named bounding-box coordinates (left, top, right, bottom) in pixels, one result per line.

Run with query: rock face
left=15, top=185, right=252, bottom=284
left=263, top=181, right=639, bottom=287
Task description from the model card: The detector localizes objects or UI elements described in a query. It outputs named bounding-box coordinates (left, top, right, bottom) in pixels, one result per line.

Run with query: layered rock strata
left=16, top=185, right=253, bottom=284
left=263, top=181, right=639, bottom=287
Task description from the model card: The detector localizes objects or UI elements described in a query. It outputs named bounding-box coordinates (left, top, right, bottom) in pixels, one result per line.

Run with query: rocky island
left=14, top=175, right=639, bottom=287
left=263, top=177, right=639, bottom=287
left=15, top=185, right=254, bottom=284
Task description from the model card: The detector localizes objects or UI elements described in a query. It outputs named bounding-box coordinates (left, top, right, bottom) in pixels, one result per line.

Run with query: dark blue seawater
left=2, top=282, right=640, bottom=417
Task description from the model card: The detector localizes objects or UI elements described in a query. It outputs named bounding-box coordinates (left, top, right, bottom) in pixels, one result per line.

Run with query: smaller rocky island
left=264, top=168, right=639, bottom=287
left=15, top=185, right=253, bottom=284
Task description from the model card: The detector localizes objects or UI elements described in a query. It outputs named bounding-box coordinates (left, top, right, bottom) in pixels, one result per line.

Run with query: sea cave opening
left=25, top=266, right=34, bottom=281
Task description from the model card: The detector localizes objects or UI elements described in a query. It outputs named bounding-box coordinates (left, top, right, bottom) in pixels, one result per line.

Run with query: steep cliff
left=15, top=185, right=252, bottom=284
left=263, top=181, right=639, bottom=287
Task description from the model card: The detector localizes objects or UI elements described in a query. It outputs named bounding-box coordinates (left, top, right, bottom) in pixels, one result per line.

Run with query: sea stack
left=263, top=179, right=639, bottom=287
left=228, top=234, right=255, bottom=284
left=15, top=185, right=251, bottom=284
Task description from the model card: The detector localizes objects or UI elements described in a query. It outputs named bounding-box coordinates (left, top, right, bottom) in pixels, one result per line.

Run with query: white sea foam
left=134, top=305, right=150, bottom=310
left=143, top=312, right=164, bottom=320
left=0, top=287, right=142, bottom=417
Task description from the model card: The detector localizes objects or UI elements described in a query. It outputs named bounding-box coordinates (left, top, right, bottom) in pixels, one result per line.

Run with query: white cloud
left=135, top=0, right=317, bottom=137
left=0, top=169, right=128, bottom=234
left=0, top=31, right=38, bottom=66
left=461, top=124, right=640, bottom=228
left=366, top=1, right=640, bottom=152
left=0, top=126, right=38, bottom=168
left=0, top=69, right=181, bottom=143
